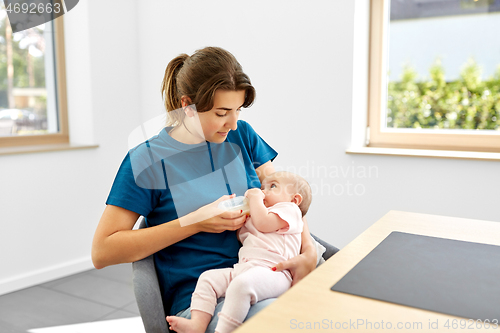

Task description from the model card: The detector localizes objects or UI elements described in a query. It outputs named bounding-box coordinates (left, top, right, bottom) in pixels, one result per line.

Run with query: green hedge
left=387, top=59, right=500, bottom=130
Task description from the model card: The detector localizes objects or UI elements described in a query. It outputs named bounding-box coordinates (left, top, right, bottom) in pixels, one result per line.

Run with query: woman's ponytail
left=161, top=54, right=189, bottom=113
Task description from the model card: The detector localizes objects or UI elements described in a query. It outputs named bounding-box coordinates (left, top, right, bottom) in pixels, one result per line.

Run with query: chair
left=132, top=218, right=339, bottom=333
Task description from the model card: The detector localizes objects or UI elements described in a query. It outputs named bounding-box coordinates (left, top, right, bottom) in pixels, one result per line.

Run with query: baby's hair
left=271, top=171, right=312, bottom=217
left=161, top=47, right=256, bottom=126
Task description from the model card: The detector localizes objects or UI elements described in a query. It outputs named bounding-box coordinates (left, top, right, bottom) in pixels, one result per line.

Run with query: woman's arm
left=255, top=160, right=275, bottom=184
left=92, top=205, right=196, bottom=269
left=91, top=196, right=246, bottom=269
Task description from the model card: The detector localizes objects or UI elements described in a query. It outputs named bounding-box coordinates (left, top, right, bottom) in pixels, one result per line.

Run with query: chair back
left=132, top=218, right=170, bottom=333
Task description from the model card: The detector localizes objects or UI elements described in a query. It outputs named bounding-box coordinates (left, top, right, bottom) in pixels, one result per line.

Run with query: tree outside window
left=0, top=4, right=68, bottom=148
left=367, top=0, right=500, bottom=152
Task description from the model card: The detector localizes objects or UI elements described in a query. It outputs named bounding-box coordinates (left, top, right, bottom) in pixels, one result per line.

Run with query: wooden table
left=235, top=211, right=500, bottom=332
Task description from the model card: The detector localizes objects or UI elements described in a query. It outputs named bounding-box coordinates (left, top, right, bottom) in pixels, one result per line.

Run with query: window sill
left=0, top=143, right=99, bottom=156
left=346, top=146, right=500, bottom=161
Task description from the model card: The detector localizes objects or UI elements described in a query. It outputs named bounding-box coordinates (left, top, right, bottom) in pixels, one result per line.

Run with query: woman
left=91, top=46, right=316, bottom=331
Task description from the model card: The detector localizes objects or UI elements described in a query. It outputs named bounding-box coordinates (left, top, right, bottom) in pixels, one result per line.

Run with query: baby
left=167, top=171, right=312, bottom=333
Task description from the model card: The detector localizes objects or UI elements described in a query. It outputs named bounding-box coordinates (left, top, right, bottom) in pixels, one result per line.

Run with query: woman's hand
left=193, top=194, right=247, bottom=233
left=273, top=251, right=317, bottom=286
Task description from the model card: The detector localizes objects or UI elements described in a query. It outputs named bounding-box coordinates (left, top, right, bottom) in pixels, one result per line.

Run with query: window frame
left=0, top=16, right=68, bottom=148
left=367, top=0, right=500, bottom=153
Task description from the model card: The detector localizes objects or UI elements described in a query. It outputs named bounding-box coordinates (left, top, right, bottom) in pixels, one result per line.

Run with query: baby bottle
left=218, top=196, right=250, bottom=216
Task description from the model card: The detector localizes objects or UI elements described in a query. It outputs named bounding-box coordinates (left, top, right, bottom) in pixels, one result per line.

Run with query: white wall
left=0, top=0, right=141, bottom=295
left=1, top=0, right=499, bottom=296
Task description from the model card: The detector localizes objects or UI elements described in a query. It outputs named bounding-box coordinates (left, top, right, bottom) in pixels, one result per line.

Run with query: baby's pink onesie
left=190, top=202, right=304, bottom=333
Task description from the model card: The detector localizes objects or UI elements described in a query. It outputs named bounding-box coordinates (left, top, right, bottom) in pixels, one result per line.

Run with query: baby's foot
left=166, top=316, right=206, bottom=333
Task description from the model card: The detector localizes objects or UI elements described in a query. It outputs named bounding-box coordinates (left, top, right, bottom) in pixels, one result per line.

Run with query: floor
left=0, top=264, right=144, bottom=333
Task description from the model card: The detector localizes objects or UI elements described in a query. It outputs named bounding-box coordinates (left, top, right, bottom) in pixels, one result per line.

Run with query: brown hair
left=161, top=47, right=256, bottom=126
left=271, top=171, right=313, bottom=217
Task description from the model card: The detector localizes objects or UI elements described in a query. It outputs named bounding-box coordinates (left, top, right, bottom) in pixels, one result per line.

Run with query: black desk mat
left=331, top=231, right=500, bottom=321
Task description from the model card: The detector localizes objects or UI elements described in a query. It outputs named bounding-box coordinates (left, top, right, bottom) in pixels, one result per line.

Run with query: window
left=0, top=5, right=68, bottom=148
left=367, top=0, right=500, bottom=152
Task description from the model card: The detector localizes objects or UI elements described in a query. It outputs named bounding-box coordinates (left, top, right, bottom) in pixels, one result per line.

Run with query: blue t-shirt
left=106, top=120, right=277, bottom=315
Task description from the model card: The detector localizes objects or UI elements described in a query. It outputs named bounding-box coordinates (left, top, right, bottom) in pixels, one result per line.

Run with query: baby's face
left=260, top=175, right=296, bottom=208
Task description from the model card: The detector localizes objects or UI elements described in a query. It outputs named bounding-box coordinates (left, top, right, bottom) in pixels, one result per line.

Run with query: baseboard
left=0, top=256, right=94, bottom=296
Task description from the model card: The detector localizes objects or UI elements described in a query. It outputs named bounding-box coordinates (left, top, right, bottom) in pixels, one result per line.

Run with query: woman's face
left=197, top=90, right=246, bottom=143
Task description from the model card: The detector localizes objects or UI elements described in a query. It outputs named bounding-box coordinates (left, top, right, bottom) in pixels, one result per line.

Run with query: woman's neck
left=169, top=124, right=205, bottom=145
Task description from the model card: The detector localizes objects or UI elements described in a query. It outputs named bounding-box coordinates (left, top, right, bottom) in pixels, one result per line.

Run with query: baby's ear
left=292, top=193, right=303, bottom=206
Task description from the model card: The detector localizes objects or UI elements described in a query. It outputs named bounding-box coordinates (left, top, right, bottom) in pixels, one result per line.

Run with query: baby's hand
left=244, top=188, right=265, bottom=200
